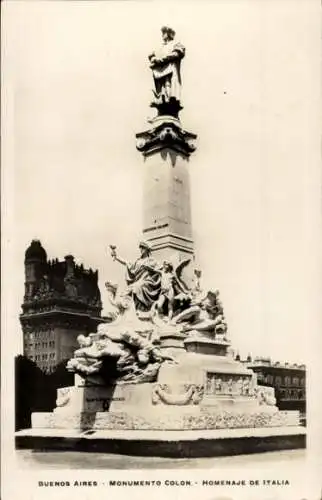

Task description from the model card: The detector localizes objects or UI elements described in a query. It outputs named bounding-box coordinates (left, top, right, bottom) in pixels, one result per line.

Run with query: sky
left=2, top=0, right=321, bottom=363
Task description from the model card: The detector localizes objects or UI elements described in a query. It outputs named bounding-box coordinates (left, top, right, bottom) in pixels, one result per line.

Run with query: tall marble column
left=136, top=118, right=197, bottom=261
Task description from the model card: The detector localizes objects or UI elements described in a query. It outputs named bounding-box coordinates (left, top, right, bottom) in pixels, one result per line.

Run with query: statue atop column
left=148, top=26, right=185, bottom=118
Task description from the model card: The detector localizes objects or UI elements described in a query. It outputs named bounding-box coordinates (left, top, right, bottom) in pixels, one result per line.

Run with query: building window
left=293, top=377, right=299, bottom=386
left=284, top=376, right=291, bottom=385
left=275, top=376, right=282, bottom=386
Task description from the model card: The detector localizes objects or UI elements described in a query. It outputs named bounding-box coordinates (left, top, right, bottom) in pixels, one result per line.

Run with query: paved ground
left=16, top=448, right=306, bottom=470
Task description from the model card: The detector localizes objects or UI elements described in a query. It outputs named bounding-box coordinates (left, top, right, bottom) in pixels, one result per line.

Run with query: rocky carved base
left=31, top=408, right=299, bottom=431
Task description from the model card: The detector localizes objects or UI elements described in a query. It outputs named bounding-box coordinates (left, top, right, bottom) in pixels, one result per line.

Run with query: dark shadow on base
left=15, top=433, right=306, bottom=459
left=79, top=358, right=118, bottom=432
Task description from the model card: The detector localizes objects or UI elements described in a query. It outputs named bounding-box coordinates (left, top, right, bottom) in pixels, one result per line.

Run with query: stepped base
left=16, top=352, right=304, bottom=457
left=15, top=426, right=306, bottom=458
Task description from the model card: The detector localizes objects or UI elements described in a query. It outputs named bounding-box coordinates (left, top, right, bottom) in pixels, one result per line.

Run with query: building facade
left=238, top=355, right=306, bottom=417
left=20, top=240, right=103, bottom=373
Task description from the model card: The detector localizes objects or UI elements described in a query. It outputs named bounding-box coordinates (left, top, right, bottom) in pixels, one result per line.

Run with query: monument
left=16, top=27, right=305, bottom=457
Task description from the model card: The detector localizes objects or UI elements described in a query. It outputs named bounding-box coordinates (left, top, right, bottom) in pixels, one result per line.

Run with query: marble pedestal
left=28, top=351, right=299, bottom=432
left=16, top=340, right=304, bottom=456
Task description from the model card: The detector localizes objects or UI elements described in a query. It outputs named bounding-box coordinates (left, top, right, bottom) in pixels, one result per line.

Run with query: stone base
left=15, top=426, right=306, bottom=458
left=31, top=408, right=300, bottom=431
left=21, top=350, right=303, bottom=461
left=184, top=335, right=230, bottom=356
left=31, top=360, right=300, bottom=432
left=18, top=357, right=304, bottom=456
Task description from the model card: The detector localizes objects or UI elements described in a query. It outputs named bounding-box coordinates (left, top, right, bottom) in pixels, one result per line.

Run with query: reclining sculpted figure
left=174, top=290, right=228, bottom=337
left=67, top=325, right=176, bottom=383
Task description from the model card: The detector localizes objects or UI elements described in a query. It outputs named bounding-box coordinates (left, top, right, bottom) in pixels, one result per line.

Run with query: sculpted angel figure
left=109, top=241, right=161, bottom=313
left=153, top=258, right=191, bottom=321
left=148, top=26, right=185, bottom=110
left=191, top=268, right=204, bottom=303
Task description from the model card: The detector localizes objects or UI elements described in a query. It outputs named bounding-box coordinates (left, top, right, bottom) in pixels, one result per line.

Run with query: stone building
left=237, top=355, right=306, bottom=417
left=20, top=240, right=102, bottom=373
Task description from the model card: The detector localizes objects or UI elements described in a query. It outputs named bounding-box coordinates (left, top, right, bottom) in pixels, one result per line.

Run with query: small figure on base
left=153, top=259, right=190, bottom=321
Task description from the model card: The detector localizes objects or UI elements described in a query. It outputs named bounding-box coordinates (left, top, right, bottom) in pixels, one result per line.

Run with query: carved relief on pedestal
left=255, top=386, right=277, bottom=406
left=56, top=387, right=71, bottom=408
left=152, top=384, right=204, bottom=405
left=205, top=372, right=255, bottom=397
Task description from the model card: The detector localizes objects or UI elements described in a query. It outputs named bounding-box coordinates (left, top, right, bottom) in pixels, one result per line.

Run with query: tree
left=15, top=356, right=75, bottom=431
left=15, top=355, right=49, bottom=430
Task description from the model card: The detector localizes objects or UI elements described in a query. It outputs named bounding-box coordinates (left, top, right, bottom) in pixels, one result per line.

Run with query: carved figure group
left=106, top=241, right=229, bottom=340
left=67, top=323, right=177, bottom=384
left=173, top=289, right=228, bottom=337
left=109, top=243, right=191, bottom=322
left=67, top=233, right=229, bottom=386
left=205, top=374, right=255, bottom=397
left=66, top=238, right=229, bottom=385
